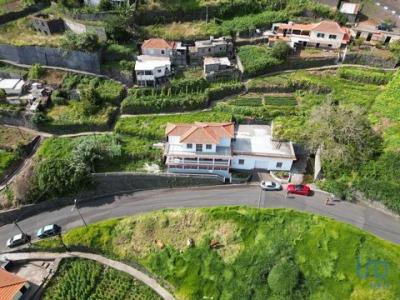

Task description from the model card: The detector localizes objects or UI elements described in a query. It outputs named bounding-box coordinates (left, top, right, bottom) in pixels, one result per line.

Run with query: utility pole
left=14, top=221, right=32, bottom=245
left=72, top=199, right=87, bottom=227
left=257, top=188, right=263, bottom=209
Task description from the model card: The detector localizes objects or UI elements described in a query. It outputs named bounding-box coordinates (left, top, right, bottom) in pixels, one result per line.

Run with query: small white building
left=135, top=55, right=172, bottom=87
left=203, top=57, right=231, bottom=75
left=0, top=78, right=25, bottom=95
left=340, top=2, right=361, bottom=23
left=231, top=125, right=296, bottom=171
left=351, top=19, right=400, bottom=45
left=190, top=37, right=233, bottom=60
left=164, top=123, right=296, bottom=180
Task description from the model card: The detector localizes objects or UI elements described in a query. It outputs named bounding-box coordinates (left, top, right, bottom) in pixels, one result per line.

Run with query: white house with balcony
left=135, top=55, right=172, bottom=87
left=271, top=20, right=350, bottom=49
left=164, top=122, right=296, bottom=180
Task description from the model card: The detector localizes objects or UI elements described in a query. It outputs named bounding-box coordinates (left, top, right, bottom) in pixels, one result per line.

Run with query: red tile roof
left=312, top=20, right=348, bottom=35
left=142, top=38, right=176, bottom=49
left=0, top=269, right=28, bottom=300
left=166, top=122, right=234, bottom=144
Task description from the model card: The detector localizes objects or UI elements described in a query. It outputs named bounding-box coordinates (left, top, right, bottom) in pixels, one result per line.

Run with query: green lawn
left=43, top=258, right=161, bottom=300
left=35, top=207, right=400, bottom=300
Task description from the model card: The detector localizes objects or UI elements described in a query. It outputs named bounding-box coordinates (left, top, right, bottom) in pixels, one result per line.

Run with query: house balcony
left=164, top=143, right=232, bottom=158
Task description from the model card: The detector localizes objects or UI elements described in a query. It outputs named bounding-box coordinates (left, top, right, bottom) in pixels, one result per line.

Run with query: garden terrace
left=34, top=207, right=400, bottom=300
left=42, top=258, right=161, bottom=300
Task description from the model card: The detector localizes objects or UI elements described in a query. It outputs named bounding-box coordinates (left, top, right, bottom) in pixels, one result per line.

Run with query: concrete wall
left=231, top=155, right=293, bottom=171
left=64, top=18, right=107, bottom=41
left=343, top=52, right=398, bottom=69
left=0, top=44, right=101, bottom=74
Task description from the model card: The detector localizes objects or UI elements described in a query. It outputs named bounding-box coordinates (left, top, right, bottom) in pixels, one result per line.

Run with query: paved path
left=1, top=186, right=399, bottom=251
left=2, top=125, right=113, bottom=138
left=0, top=251, right=175, bottom=300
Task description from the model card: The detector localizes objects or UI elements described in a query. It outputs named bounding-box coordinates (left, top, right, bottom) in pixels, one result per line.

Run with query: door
left=366, top=33, right=372, bottom=42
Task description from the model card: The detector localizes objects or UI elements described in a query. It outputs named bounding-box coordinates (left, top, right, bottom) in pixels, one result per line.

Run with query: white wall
left=231, top=155, right=293, bottom=171
left=309, top=31, right=344, bottom=48
left=219, top=137, right=231, bottom=147
left=143, top=48, right=174, bottom=57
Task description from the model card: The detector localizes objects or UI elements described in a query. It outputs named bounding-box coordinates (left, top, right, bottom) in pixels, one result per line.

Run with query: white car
left=6, top=233, right=30, bottom=248
left=260, top=181, right=282, bottom=191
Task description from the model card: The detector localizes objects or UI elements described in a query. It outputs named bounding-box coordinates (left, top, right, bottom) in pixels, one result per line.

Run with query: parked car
left=36, top=224, right=61, bottom=239
left=6, top=233, right=31, bottom=248
left=287, top=184, right=312, bottom=196
left=260, top=181, right=282, bottom=191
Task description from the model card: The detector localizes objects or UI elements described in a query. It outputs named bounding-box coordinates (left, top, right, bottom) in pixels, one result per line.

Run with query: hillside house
left=190, top=37, right=234, bottom=61
left=141, top=38, right=187, bottom=66
left=203, top=57, right=231, bottom=75
left=351, top=19, right=400, bottom=45
left=0, top=268, right=30, bottom=300
left=271, top=20, right=351, bottom=49
left=339, top=2, right=361, bottom=23
left=164, top=123, right=296, bottom=180
left=135, top=55, right=172, bottom=87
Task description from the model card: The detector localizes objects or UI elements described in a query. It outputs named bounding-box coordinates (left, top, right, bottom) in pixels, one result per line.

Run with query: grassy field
left=43, top=258, right=161, bottom=300
left=36, top=207, right=400, bottom=300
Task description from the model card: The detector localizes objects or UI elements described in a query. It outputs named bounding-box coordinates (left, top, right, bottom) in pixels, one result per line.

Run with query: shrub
left=60, top=31, right=100, bottom=53
left=28, top=64, right=45, bottom=80
left=389, top=40, right=400, bottom=63
left=267, top=259, right=299, bottom=295
left=271, top=40, right=291, bottom=60
left=0, top=89, right=6, bottom=103
left=105, top=14, right=134, bottom=42
left=206, top=82, right=245, bottom=101
left=237, top=45, right=283, bottom=77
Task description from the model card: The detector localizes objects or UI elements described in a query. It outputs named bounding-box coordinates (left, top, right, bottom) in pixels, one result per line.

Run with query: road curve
left=0, top=251, right=175, bottom=300
left=0, top=185, right=399, bottom=252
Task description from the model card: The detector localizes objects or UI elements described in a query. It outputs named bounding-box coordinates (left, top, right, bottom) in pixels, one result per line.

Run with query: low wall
left=0, top=2, right=49, bottom=25
left=64, top=18, right=107, bottom=41
left=0, top=172, right=223, bottom=226
left=344, top=53, right=398, bottom=69
left=0, top=44, right=101, bottom=74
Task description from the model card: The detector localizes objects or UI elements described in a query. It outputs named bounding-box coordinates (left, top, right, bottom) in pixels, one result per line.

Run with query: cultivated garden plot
left=35, top=207, right=400, bottom=300
left=42, top=258, right=161, bottom=300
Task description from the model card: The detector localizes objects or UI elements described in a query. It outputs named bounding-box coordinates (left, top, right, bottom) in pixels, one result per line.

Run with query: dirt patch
left=0, top=125, right=36, bottom=151
left=40, top=69, right=67, bottom=86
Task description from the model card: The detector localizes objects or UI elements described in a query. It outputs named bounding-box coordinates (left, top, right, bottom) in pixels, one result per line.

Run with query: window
left=276, top=162, right=283, bottom=168
left=238, top=159, right=245, bottom=165
left=208, top=48, right=211, bottom=52
left=328, top=44, right=332, bottom=48
left=187, top=143, right=193, bottom=149
left=136, top=71, right=144, bottom=75
left=144, top=70, right=153, bottom=75
left=317, top=33, right=325, bottom=38
left=329, top=34, right=337, bottom=39
left=161, top=50, right=165, bottom=54
left=206, top=144, right=212, bottom=150
left=157, top=69, right=162, bottom=73
left=196, top=144, right=203, bottom=152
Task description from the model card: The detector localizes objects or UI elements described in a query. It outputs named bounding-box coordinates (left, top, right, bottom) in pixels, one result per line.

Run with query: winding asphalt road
left=0, top=185, right=399, bottom=252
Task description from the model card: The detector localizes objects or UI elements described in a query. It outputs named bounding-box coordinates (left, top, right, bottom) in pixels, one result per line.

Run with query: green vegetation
left=0, top=150, right=16, bottom=177
left=35, top=207, right=400, bottom=300
left=237, top=45, right=283, bottom=77
left=29, top=135, right=121, bottom=202
left=37, top=74, right=124, bottom=133
left=28, top=64, right=45, bottom=80
left=43, top=258, right=161, bottom=300
left=121, top=80, right=243, bottom=114
left=60, top=31, right=101, bottom=53
left=264, top=95, right=297, bottom=106
left=337, top=67, right=394, bottom=85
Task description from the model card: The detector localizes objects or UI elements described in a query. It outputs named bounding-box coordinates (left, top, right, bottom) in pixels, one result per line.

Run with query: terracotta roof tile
left=0, top=269, right=27, bottom=300
left=142, top=38, right=176, bottom=49
left=312, top=21, right=347, bottom=35
left=166, top=122, right=234, bottom=144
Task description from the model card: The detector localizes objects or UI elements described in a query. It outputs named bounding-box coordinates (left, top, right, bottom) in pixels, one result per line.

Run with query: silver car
left=260, top=181, right=282, bottom=191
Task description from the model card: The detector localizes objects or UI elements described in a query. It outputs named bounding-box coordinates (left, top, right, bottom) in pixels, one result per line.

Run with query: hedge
left=337, top=67, right=393, bottom=85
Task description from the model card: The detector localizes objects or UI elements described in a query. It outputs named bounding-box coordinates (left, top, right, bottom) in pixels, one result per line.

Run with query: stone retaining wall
left=0, top=44, right=101, bottom=74
left=344, top=53, right=398, bottom=69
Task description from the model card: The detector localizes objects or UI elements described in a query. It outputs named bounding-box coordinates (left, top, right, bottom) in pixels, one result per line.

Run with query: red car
left=287, top=184, right=312, bottom=196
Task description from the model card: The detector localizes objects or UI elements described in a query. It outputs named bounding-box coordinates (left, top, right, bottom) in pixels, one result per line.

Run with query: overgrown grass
left=264, top=95, right=297, bottom=106
left=42, top=258, right=161, bottom=300
left=35, top=207, right=400, bottom=300
left=0, top=150, right=17, bottom=177
left=237, top=45, right=283, bottom=77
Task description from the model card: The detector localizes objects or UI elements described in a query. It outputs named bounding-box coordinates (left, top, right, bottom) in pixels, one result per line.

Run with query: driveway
left=0, top=186, right=399, bottom=251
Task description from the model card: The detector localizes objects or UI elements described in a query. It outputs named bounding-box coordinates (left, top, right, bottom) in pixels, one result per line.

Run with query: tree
left=98, top=0, right=113, bottom=11
left=267, top=259, right=299, bottom=295
left=60, top=31, right=100, bottom=53
left=306, top=101, right=381, bottom=174
left=28, top=64, right=45, bottom=80
left=105, top=13, right=135, bottom=42
left=271, top=40, right=291, bottom=60
left=80, top=86, right=100, bottom=115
